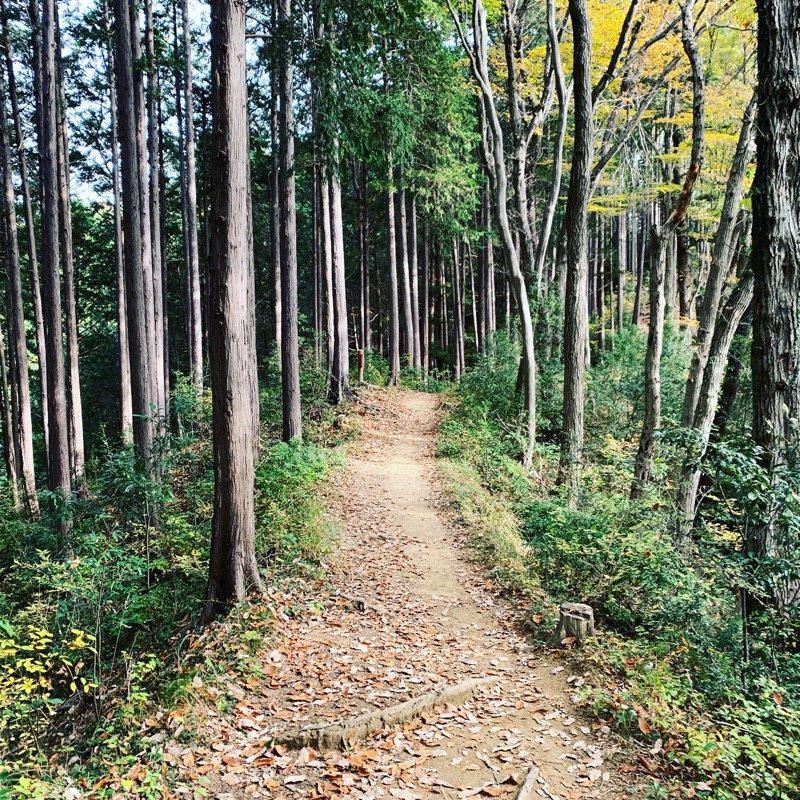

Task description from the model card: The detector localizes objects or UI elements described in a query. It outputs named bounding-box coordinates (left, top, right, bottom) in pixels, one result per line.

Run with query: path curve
left=188, top=390, right=630, bottom=800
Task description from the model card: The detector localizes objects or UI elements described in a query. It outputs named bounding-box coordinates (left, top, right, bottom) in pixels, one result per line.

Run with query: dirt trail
left=183, top=391, right=631, bottom=800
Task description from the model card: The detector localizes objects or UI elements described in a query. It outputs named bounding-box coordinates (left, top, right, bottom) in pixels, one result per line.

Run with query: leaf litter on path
left=175, top=390, right=632, bottom=800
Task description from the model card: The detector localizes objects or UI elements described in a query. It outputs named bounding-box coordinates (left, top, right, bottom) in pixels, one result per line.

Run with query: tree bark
left=749, top=0, right=800, bottom=607
left=144, top=0, right=166, bottom=418
left=386, top=162, right=401, bottom=385
left=0, top=324, right=18, bottom=508
left=632, top=0, right=704, bottom=497
left=559, top=0, right=593, bottom=491
left=40, top=0, right=72, bottom=541
left=3, top=6, right=48, bottom=465
left=105, top=1, right=133, bottom=438
left=682, top=92, right=756, bottom=425
left=397, top=177, right=413, bottom=364
left=204, top=0, right=263, bottom=620
left=447, top=0, right=536, bottom=465
left=452, top=240, right=465, bottom=381
left=410, top=194, right=421, bottom=371
left=279, top=0, right=301, bottom=441
left=0, top=57, right=38, bottom=516
left=677, top=270, right=754, bottom=538
left=327, top=171, right=350, bottom=403
left=54, top=11, right=85, bottom=494
left=421, top=218, right=430, bottom=377
left=115, top=0, right=155, bottom=463
left=182, top=0, right=203, bottom=391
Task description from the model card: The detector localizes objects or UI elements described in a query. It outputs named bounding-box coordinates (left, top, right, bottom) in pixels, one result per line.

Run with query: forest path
left=188, top=390, right=630, bottom=800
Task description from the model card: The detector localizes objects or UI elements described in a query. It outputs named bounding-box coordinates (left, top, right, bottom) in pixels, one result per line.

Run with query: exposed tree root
left=516, top=766, right=540, bottom=800
left=276, top=676, right=498, bottom=751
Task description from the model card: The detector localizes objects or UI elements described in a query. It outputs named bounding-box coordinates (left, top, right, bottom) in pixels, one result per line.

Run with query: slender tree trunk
left=410, top=194, right=421, bottom=371
left=677, top=271, right=754, bottom=538
left=0, top=324, right=18, bottom=508
left=328, top=172, right=350, bottom=403
left=682, top=93, right=756, bottom=425
left=270, top=0, right=281, bottom=355
left=617, top=211, right=626, bottom=330
left=54, top=13, right=85, bottom=494
left=40, top=0, right=72, bottom=541
left=535, top=0, right=570, bottom=297
left=749, top=0, right=800, bottom=607
left=204, top=0, right=263, bottom=620
left=632, top=207, right=646, bottom=325
left=559, top=0, right=593, bottom=490
left=452, top=240, right=465, bottom=381
left=320, top=168, right=334, bottom=371
left=386, top=177, right=400, bottom=386
left=145, top=0, right=166, bottom=419
left=4, top=8, right=48, bottom=466
left=397, top=178, right=413, bottom=363
left=181, top=0, right=203, bottom=390
left=0, top=61, right=38, bottom=516
left=447, top=0, right=536, bottom=464
left=279, top=0, right=301, bottom=440
left=632, top=0, right=704, bottom=497
left=115, top=0, right=155, bottom=463
left=106, top=25, right=133, bottom=438
left=386, top=164, right=401, bottom=385
left=360, top=162, right=371, bottom=353
left=421, top=218, right=430, bottom=377
left=598, top=219, right=606, bottom=353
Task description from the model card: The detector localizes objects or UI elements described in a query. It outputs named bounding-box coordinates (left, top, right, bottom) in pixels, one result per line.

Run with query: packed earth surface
left=173, top=391, right=635, bottom=799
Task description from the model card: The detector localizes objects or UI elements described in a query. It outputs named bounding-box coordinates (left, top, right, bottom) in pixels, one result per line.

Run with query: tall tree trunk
left=598, top=218, right=606, bottom=353
left=0, top=59, right=38, bottom=516
left=410, top=194, right=421, bottom=370
left=676, top=220, right=692, bottom=326
left=115, top=0, right=155, bottom=463
left=204, top=0, right=263, bottom=620
left=106, top=21, right=133, bottom=438
left=360, top=162, right=371, bottom=353
left=320, top=168, right=334, bottom=372
left=386, top=162, right=401, bottom=385
left=182, top=0, right=203, bottom=391
left=617, top=211, right=626, bottom=330
left=559, top=0, right=593, bottom=491
left=749, top=0, right=800, bottom=607
left=421, top=218, right=430, bottom=377
left=452, top=240, right=465, bottom=381
left=40, top=0, right=72, bottom=541
left=270, top=0, right=281, bottom=356
left=632, top=0, right=704, bottom=497
left=631, top=207, right=646, bottom=325
left=535, top=0, right=570, bottom=297
left=278, top=0, right=301, bottom=441
left=397, top=177, right=413, bottom=363
left=0, top=323, right=18, bottom=508
left=145, top=0, right=166, bottom=418
left=682, top=92, right=756, bottom=425
left=328, top=171, right=350, bottom=403
left=3, top=7, right=48, bottom=465
left=447, top=0, right=536, bottom=464
left=54, top=12, right=85, bottom=494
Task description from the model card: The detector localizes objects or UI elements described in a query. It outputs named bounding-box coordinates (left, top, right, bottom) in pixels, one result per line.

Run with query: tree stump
left=551, top=602, right=595, bottom=646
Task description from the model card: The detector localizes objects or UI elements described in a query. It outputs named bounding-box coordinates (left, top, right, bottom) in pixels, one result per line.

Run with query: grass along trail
left=180, top=390, right=633, bottom=800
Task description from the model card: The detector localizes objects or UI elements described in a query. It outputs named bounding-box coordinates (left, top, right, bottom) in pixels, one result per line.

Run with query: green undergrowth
left=0, top=363, right=349, bottom=798
left=437, top=333, right=800, bottom=800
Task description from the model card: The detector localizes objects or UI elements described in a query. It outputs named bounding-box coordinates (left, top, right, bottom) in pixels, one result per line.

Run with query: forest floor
left=174, top=391, right=635, bottom=800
